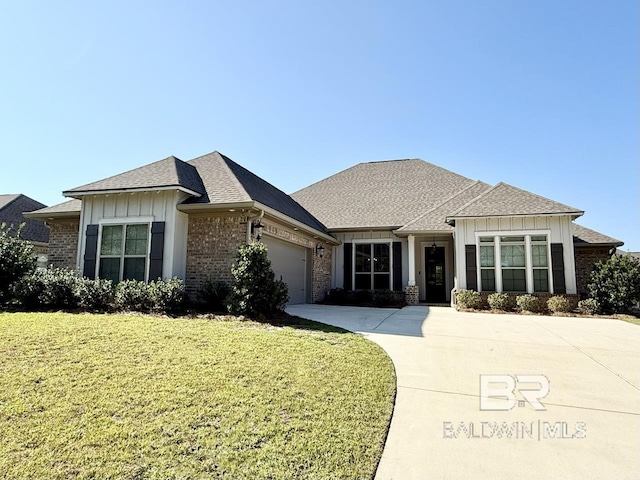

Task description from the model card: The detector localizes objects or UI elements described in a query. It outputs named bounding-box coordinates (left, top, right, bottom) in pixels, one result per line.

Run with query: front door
left=425, top=246, right=446, bottom=303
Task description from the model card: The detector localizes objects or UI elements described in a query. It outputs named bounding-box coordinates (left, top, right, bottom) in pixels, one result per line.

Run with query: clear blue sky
left=1, top=1, right=637, bottom=250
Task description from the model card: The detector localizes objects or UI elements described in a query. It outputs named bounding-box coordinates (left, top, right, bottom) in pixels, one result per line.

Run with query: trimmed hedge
left=516, top=294, right=541, bottom=313
left=547, top=295, right=572, bottom=313
left=487, top=292, right=511, bottom=311
left=455, top=290, right=483, bottom=309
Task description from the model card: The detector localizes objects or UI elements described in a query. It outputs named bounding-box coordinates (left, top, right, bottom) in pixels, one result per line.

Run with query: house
left=25, top=151, right=622, bottom=305
left=0, top=194, right=49, bottom=258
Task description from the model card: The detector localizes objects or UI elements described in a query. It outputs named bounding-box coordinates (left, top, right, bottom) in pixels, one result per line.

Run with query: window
left=476, top=233, right=551, bottom=294
left=354, top=243, right=390, bottom=290
left=99, top=224, right=149, bottom=282
left=479, top=237, right=495, bottom=291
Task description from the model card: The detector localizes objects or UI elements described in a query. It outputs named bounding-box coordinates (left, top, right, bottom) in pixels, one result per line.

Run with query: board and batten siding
left=453, top=215, right=578, bottom=294
left=76, top=191, right=190, bottom=280
left=331, top=231, right=409, bottom=290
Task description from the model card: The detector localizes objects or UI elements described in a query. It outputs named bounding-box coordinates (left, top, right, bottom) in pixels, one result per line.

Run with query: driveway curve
left=287, top=305, right=640, bottom=480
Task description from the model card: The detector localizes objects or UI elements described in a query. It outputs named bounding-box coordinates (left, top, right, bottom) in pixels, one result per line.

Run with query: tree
left=588, top=254, right=640, bottom=314
left=0, top=223, right=36, bottom=304
left=228, top=242, right=289, bottom=317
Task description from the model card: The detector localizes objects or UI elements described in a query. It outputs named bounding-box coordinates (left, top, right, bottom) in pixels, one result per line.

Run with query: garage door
left=263, top=236, right=309, bottom=304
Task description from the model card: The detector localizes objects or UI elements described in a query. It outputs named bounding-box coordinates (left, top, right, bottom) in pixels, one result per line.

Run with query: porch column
left=405, top=235, right=419, bottom=305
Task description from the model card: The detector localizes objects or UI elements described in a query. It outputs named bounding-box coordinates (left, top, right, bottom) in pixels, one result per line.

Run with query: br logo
left=480, top=374, right=549, bottom=411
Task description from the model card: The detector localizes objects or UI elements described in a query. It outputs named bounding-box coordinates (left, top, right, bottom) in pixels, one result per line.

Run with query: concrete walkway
left=287, top=304, right=640, bottom=480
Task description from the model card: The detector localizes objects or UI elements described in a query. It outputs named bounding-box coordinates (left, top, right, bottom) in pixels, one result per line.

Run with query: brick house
left=26, top=151, right=622, bottom=305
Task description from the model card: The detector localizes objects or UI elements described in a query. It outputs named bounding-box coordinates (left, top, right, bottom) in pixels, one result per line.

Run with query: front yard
left=0, top=313, right=396, bottom=479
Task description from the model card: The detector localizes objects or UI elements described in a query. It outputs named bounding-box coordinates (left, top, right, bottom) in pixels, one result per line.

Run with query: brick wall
left=47, top=220, right=79, bottom=269
left=574, top=246, right=611, bottom=298
left=185, top=214, right=247, bottom=298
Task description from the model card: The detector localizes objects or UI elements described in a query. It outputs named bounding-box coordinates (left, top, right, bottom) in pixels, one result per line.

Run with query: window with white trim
left=99, top=224, right=150, bottom=282
left=354, top=243, right=390, bottom=290
left=477, top=233, right=550, bottom=294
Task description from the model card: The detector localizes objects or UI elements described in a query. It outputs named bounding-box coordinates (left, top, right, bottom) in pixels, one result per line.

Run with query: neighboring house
left=0, top=194, right=49, bottom=259
left=25, top=152, right=622, bottom=305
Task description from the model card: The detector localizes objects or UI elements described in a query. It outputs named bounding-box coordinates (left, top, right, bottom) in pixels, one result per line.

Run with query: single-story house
left=25, top=151, right=623, bottom=305
left=1, top=194, right=49, bottom=261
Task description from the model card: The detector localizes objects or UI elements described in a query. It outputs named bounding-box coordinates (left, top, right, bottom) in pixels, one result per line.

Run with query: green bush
left=487, top=292, right=511, bottom=311
left=547, top=295, right=572, bottom=313
left=228, top=242, right=289, bottom=317
left=587, top=255, right=640, bottom=313
left=12, top=267, right=80, bottom=310
left=76, top=278, right=115, bottom=312
left=578, top=298, right=600, bottom=316
left=326, top=288, right=351, bottom=305
left=196, top=278, right=230, bottom=311
left=373, top=289, right=402, bottom=307
left=0, top=223, right=35, bottom=304
left=149, top=278, right=186, bottom=314
left=115, top=279, right=153, bottom=312
left=516, top=294, right=540, bottom=313
left=455, top=289, right=482, bottom=309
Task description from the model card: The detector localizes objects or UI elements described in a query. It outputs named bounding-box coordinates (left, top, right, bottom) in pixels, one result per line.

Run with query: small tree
left=588, top=255, right=640, bottom=313
left=228, top=242, right=289, bottom=317
left=0, top=223, right=36, bottom=304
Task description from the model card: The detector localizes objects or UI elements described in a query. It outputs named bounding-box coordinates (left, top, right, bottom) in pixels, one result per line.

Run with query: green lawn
left=0, top=313, right=396, bottom=480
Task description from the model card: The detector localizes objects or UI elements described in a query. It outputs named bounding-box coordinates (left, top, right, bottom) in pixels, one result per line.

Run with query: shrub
left=587, top=254, right=640, bottom=313
left=196, top=278, right=230, bottom=311
left=150, top=278, right=186, bottom=314
left=115, top=279, right=153, bottom=312
left=0, top=223, right=35, bottom=304
left=373, top=289, right=401, bottom=307
left=12, top=267, right=80, bottom=310
left=326, top=288, right=351, bottom=305
left=455, top=289, right=482, bottom=309
left=578, top=298, right=600, bottom=316
left=228, top=242, right=289, bottom=317
left=76, top=278, right=115, bottom=312
left=352, top=289, right=374, bottom=305
left=487, top=292, right=511, bottom=311
left=547, top=295, right=572, bottom=313
left=516, top=294, right=540, bottom=313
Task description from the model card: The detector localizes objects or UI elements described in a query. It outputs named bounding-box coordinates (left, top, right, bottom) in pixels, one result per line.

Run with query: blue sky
left=1, top=1, right=637, bottom=250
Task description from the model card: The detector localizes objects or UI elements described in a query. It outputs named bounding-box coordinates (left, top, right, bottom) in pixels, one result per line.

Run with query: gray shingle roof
left=447, top=182, right=583, bottom=220
left=573, top=223, right=623, bottom=246
left=186, top=152, right=328, bottom=233
left=27, top=199, right=82, bottom=217
left=0, top=194, right=49, bottom=243
left=292, top=159, right=477, bottom=229
left=63, top=156, right=205, bottom=197
left=397, top=181, right=491, bottom=232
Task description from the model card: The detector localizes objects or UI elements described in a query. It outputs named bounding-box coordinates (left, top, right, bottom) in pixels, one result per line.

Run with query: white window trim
left=351, top=239, right=394, bottom=291
left=474, top=230, right=554, bottom=294
left=96, top=219, right=153, bottom=282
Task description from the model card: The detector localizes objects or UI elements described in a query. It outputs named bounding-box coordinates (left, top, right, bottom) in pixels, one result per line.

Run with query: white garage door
left=263, top=236, right=308, bottom=304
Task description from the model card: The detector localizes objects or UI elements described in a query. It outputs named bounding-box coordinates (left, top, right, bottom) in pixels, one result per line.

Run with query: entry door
left=425, top=246, right=446, bottom=303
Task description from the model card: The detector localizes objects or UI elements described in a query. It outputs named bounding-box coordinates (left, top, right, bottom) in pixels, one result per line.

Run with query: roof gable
left=0, top=194, right=49, bottom=243
left=292, top=159, right=477, bottom=229
left=63, top=156, right=205, bottom=197
left=447, top=182, right=583, bottom=220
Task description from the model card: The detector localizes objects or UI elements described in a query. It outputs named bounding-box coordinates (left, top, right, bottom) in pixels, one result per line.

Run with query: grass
left=0, top=312, right=396, bottom=479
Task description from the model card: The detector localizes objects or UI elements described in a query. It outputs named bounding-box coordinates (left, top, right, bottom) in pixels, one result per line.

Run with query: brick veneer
left=574, top=246, right=611, bottom=298
left=47, top=220, right=79, bottom=269
left=405, top=285, right=419, bottom=305
left=185, top=214, right=247, bottom=298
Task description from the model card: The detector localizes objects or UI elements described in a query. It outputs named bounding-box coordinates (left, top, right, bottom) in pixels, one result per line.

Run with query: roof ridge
left=0, top=193, right=22, bottom=211
left=445, top=181, right=500, bottom=218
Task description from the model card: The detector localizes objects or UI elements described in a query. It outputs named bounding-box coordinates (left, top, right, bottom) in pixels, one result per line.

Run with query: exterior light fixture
left=251, top=219, right=264, bottom=241
left=431, top=242, right=437, bottom=254
left=315, top=243, right=325, bottom=258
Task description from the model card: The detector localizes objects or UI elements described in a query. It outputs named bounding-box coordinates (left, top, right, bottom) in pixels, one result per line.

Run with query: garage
left=263, top=236, right=310, bottom=304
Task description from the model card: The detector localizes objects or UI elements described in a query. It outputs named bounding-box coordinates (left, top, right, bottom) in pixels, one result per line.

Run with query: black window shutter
left=551, top=243, right=566, bottom=294
left=148, top=222, right=165, bottom=281
left=343, top=243, right=353, bottom=291
left=392, top=241, right=402, bottom=291
left=465, top=245, right=478, bottom=291
left=83, top=224, right=99, bottom=280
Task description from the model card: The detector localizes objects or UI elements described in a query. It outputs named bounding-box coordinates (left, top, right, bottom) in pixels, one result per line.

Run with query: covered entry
left=263, top=236, right=310, bottom=304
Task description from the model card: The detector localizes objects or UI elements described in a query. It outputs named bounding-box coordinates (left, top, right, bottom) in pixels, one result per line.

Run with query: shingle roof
left=291, top=159, right=477, bottom=229
left=573, top=223, right=623, bottom=247
left=27, top=199, right=82, bottom=217
left=397, top=181, right=492, bottom=232
left=63, top=156, right=206, bottom=197
left=447, top=182, right=583, bottom=220
left=186, top=152, right=328, bottom=233
left=0, top=194, right=49, bottom=243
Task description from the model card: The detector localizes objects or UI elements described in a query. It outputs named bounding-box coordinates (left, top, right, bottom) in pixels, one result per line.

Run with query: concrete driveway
left=286, top=305, right=640, bottom=480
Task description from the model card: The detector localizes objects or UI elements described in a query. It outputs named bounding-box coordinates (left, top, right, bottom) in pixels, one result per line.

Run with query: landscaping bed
left=0, top=312, right=396, bottom=479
